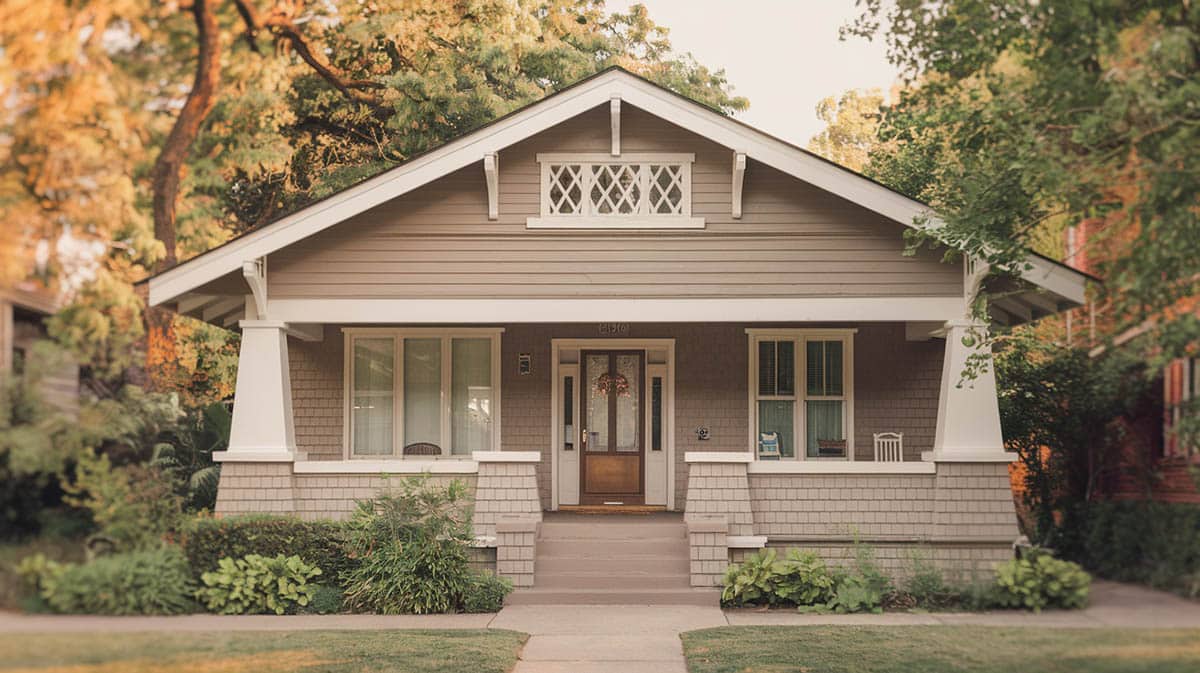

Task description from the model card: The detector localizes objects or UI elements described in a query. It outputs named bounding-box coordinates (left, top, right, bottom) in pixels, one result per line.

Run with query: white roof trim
left=148, top=69, right=1088, bottom=307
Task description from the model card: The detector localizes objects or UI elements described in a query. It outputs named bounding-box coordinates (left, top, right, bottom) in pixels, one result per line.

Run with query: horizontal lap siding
left=289, top=322, right=945, bottom=511
left=268, top=105, right=962, bottom=299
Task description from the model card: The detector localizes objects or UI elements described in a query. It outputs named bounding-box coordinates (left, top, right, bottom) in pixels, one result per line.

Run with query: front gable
left=147, top=67, right=1085, bottom=327
left=267, top=103, right=962, bottom=302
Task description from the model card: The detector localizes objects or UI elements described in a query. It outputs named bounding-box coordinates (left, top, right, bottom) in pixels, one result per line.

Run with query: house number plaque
left=598, top=322, right=630, bottom=336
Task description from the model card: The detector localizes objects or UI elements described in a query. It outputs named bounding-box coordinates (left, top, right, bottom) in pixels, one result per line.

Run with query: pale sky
left=607, top=0, right=899, bottom=146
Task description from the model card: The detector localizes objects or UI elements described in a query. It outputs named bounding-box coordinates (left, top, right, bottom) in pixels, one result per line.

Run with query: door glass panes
left=352, top=338, right=394, bottom=455
left=615, top=354, right=640, bottom=452
left=403, top=338, right=441, bottom=450
left=585, top=354, right=609, bottom=451
left=563, top=375, right=575, bottom=451
left=758, top=400, right=794, bottom=458
left=651, top=376, right=663, bottom=451
left=451, top=338, right=491, bottom=455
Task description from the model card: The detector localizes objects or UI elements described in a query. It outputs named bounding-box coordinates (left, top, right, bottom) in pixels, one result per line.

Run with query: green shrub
left=993, top=552, right=1091, bottom=612
left=826, top=543, right=891, bottom=614
left=462, top=572, right=512, bottom=613
left=897, top=552, right=964, bottom=610
left=197, top=554, right=322, bottom=615
left=62, top=451, right=185, bottom=553
left=42, top=548, right=195, bottom=615
left=1075, top=501, right=1200, bottom=598
left=305, top=584, right=344, bottom=615
left=722, top=549, right=838, bottom=607
left=341, top=476, right=474, bottom=614
left=179, top=515, right=352, bottom=582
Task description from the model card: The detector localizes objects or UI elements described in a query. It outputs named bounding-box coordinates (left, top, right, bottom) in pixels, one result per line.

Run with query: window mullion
left=796, top=337, right=805, bottom=462
left=441, top=337, right=451, bottom=457
left=638, top=163, right=650, bottom=215
left=400, top=335, right=410, bottom=455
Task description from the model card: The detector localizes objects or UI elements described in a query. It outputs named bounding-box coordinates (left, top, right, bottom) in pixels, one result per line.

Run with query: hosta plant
left=197, top=554, right=321, bottom=615
left=721, top=549, right=838, bottom=607
left=993, top=552, right=1091, bottom=612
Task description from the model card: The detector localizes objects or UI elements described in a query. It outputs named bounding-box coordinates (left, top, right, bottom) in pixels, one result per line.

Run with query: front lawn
left=0, top=630, right=527, bottom=673
left=682, top=626, right=1200, bottom=673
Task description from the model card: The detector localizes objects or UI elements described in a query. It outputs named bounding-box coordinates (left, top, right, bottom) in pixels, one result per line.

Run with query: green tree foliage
left=2, top=1, right=748, bottom=402
left=996, top=331, right=1149, bottom=545
left=807, top=88, right=886, bottom=173
left=844, top=2, right=1199, bottom=426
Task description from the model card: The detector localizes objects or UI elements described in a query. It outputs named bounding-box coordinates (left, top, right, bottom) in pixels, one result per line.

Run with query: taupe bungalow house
left=147, top=68, right=1089, bottom=604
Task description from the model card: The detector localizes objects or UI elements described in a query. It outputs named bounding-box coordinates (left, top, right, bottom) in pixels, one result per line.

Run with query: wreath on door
left=595, top=372, right=631, bottom=397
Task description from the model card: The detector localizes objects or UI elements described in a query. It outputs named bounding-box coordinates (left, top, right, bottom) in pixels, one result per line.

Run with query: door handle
left=581, top=429, right=587, bottom=447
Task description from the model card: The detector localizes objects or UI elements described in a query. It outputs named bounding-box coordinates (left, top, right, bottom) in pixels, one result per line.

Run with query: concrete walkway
left=1, top=581, right=1197, bottom=671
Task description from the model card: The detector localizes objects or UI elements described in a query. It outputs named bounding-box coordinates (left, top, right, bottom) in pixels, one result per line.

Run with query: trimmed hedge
left=1074, top=500, right=1200, bottom=597
left=179, top=515, right=354, bottom=582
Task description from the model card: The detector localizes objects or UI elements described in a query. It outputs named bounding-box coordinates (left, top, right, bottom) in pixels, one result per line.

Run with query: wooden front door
left=580, top=350, right=645, bottom=504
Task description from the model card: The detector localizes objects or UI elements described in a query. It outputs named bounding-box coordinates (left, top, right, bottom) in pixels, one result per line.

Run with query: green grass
left=682, top=626, right=1200, bottom=673
left=0, top=630, right=528, bottom=673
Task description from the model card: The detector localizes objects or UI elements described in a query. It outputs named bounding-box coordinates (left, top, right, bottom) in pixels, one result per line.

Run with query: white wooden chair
left=872, top=432, right=904, bottom=462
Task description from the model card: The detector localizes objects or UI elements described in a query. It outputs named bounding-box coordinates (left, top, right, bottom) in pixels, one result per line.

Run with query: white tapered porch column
left=225, top=320, right=296, bottom=459
left=924, top=319, right=1012, bottom=463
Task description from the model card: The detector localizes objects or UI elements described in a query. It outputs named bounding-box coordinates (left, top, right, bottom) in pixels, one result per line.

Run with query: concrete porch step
left=539, top=520, right=686, bottom=540
left=505, top=587, right=720, bottom=606
left=535, top=571, right=691, bottom=590
left=537, top=538, right=688, bottom=558
left=537, top=555, right=691, bottom=574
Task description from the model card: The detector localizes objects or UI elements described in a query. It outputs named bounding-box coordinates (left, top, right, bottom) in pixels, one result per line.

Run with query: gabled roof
left=147, top=66, right=1090, bottom=312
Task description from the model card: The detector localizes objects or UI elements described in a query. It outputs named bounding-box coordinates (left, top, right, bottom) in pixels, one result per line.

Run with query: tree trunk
left=150, top=0, right=221, bottom=272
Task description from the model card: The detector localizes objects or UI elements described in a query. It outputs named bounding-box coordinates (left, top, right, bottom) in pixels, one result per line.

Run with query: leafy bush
left=197, top=553, right=322, bottom=615
left=462, top=572, right=512, bottom=613
left=894, top=551, right=965, bottom=610
left=826, top=543, right=891, bottom=614
left=180, top=514, right=352, bottom=581
left=341, top=476, right=474, bottom=614
left=305, top=584, right=344, bottom=615
left=721, top=549, right=837, bottom=607
left=62, top=450, right=184, bottom=552
left=41, top=548, right=196, bottom=615
left=1076, top=501, right=1200, bottom=598
left=993, top=552, right=1091, bottom=612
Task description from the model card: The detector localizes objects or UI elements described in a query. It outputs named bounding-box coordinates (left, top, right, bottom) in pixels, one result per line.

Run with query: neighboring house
left=1066, top=223, right=1199, bottom=504
left=145, top=68, right=1089, bottom=600
left=0, top=281, right=79, bottom=414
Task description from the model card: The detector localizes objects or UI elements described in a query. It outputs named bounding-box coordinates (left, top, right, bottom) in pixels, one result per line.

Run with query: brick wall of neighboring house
left=1066, top=223, right=1200, bottom=505
left=286, top=321, right=944, bottom=510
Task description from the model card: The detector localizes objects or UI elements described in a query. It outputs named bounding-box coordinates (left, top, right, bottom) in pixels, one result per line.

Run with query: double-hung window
left=345, top=328, right=502, bottom=458
left=748, top=329, right=855, bottom=460
left=527, top=153, right=703, bottom=229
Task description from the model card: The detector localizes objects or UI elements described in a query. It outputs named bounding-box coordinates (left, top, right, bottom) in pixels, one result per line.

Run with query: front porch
left=211, top=318, right=1019, bottom=591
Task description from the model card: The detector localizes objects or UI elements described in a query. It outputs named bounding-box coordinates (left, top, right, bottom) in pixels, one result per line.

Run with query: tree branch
left=150, top=0, right=221, bottom=270
left=233, top=1, right=386, bottom=106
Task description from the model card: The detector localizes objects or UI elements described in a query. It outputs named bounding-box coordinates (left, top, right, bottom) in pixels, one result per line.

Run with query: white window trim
left=746, top=328, right=856, bottom=461
left=342, top=327, right=503, bottom=460
left=528, top=152, right=704, bottom=230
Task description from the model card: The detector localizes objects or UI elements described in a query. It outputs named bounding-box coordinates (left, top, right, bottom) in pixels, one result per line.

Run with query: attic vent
left=529, top=153, right=704, bottom=230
